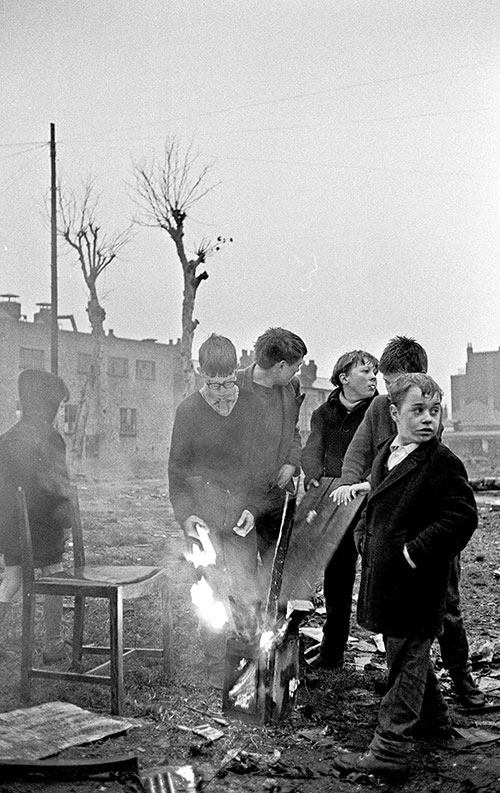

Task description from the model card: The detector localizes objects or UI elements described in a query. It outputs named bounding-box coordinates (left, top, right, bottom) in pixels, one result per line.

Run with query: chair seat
left=43, top=565, right=165, bottom=586
left=18, top=485, right=172, bottom=715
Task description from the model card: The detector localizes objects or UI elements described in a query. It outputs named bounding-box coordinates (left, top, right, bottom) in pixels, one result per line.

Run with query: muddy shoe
left=307, top=650, right=343, bottom=670
left=450, top=671, right=486, bottom=709
left=333, top=749, right=409, bottom=779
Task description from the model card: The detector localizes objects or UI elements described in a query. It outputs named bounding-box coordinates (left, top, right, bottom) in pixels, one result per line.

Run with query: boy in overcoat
left=0, top=369, right=72, bottom=663
left=331, top=336, right=484, bottom=708
left=333, top=373, right=477, bottom=778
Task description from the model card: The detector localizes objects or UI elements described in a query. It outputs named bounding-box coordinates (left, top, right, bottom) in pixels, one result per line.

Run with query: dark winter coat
left=355, top=437, right=477, bottom=639
left=301, top=387, right=376, bottom=485
left=0, top=416, right=72, bottom=566
left=236, top=365, right=305, bottom=477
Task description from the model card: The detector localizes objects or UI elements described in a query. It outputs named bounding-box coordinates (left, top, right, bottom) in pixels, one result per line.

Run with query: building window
left=85, top=434, right=99, bottom=458
left=136, top=359, right=156, bottom=380
left=19, top=347, right=45, bottom=370
left=77, top=353, right=92, bottom=374
left=63, top=404, right=78, bottom=434
left=108, top=357, right=129, bottom=377
left=120, top=408, right=137, bottom=436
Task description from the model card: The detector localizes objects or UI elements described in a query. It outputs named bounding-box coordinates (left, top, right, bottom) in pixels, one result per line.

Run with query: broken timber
left=278, top=477, right=366, bottom=611
left=0, top=753, right=138, bottom=780
left=223, top=490, right=312, bottom=724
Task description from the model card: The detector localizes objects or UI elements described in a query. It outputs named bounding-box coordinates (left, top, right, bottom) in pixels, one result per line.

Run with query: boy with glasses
left=168, top=334, right=265, bottom=688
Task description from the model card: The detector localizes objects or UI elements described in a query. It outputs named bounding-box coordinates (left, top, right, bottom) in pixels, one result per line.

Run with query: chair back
left=17, top=485, right=86, bottom=576
left=69, top=485, right=85, bottom=569
left=16, top=488, right=35, bottom=592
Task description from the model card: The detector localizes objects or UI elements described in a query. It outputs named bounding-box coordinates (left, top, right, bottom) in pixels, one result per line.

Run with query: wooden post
left=50, top=123, right=58, bottom=375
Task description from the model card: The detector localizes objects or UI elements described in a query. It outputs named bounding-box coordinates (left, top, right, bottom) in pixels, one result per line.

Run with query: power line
left=219, top=155, right=499, bottom=180
left=0, top=148, right=48, bottom=197
left=51, top=57, right=500, bottom=143
left=0, top=143, right=48, bottom=160
left=52, top=104, right=500, bottom=148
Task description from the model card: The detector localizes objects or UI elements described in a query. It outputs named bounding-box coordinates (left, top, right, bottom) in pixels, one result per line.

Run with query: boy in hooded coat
left=0, top=369, right=72, bottom=663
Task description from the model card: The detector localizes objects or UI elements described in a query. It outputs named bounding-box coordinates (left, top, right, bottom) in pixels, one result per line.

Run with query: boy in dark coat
left=333, top=373, right=477, bottom=778
left=237, top=327, right=307, bottom=583
left=331, top=336, right=485, bottom=708
left=0, top=369, right=72, bottom=663
left=301, top=349, right=378, bottom=668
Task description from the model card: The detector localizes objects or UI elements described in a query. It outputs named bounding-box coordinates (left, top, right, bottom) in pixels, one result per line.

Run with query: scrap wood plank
left=0, top=753, right=138, bottom=780
left=0, top=701, right=137, bottom=760
left=278, top=477, right=366, bottom=610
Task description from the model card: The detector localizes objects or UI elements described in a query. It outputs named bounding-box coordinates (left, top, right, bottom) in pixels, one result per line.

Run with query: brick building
left=444, top=343, right=500, bottom=467
left=0, top=295, right=182, bottom=477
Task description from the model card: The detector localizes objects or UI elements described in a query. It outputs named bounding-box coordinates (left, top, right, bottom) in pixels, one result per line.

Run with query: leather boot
left=450, top=670, right=486, bottom=709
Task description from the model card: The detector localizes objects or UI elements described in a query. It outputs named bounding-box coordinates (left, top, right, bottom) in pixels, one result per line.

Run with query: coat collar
left=370, top=436, right=440, bottom=497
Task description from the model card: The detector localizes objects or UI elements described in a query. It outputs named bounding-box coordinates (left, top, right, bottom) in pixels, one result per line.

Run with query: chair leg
left=109, top=589, right=124, bottom=715
left=72, top=596, right=85, bottom=671
left=20, top=589, right=35, bottom=704
left=161, top=583, right=173, bottom=678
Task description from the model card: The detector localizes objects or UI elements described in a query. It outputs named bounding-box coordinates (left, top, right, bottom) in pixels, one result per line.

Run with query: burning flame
left=259, top=630, right=275, bottom=653
left=185, top=525, right=217, bottom=568
left=185, top=526, right=228, bottom=630
left=191, top=576, right=228, bottom=630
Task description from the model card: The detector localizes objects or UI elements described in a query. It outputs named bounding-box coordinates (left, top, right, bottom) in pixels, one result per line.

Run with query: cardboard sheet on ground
left=279, top=477, right=366, bottom=610
left=0, top=701, right=137, bottom=760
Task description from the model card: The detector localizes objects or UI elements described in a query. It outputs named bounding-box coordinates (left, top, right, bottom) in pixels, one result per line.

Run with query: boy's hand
left=330, top=482, right=370, bottom=504
left=276, top=463, right=295, bottom=489
left=330, top=484, right=355, bottom=504
left=233, top=509, right=255, bottom=537
left=350, top=482, right=371, bottom=498
left=305, top=478, right=320, bottom=490
left=182, top=515, right=207, bottom=549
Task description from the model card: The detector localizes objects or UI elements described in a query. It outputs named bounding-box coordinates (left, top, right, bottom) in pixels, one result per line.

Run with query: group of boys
left=169, top=328, right=483, bottom=779
left=0, top=327, right=485, bottom=780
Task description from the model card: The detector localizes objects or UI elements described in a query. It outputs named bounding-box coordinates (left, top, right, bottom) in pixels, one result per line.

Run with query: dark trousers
left=370, top=636, right=448, bottom=765
left=438, top=555, right=470, bottom=673
left=322, top=524, right=358, bottom=663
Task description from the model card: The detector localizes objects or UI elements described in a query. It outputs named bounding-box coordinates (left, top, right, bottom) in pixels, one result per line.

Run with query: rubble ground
left=0, top=477, right=499, bottom=793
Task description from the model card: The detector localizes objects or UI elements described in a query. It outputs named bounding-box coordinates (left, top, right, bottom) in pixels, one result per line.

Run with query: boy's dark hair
left=388, top=373, right=442, bottom=410
left=253, top=327, right=307, bottom=369
left=198, top=334, right=237, bottom=377
left=18, top=369, right=68, bottom=418
left=379, top=335, right=428, bottom=375
left=330, top=350, right=378, bottom=388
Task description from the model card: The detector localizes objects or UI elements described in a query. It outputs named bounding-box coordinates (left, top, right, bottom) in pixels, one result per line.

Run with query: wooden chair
left=17, top=486, right=172, bottom=715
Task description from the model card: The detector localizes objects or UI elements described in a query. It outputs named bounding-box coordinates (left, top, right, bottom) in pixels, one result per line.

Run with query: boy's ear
left=389, top=403, right=398, bottom=422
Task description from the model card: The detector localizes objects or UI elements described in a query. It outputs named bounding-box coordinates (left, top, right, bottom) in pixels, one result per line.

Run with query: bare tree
left=131, top=139, right=229, bottom=396
left=57, top=176, right=133, bottom=460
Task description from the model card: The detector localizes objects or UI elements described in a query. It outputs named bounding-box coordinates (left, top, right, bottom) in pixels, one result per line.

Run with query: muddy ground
left=0, top=477, right=499, bottom=793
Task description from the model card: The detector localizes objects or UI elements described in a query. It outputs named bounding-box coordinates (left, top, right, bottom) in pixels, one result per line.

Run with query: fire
left=259, top=630, right=275, bottom=653
left=184, top=525, right=217, bottom=568
left=185, top=525, right=228, bottom=630
left=191, top=576, right=228, bottom=630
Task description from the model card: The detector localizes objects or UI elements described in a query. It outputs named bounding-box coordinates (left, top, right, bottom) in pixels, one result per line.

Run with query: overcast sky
left=1, top=0, right=499, bottom=406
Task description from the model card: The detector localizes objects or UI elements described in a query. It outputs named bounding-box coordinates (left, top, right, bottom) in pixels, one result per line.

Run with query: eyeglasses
left=206, top=379, right=237, bottom=392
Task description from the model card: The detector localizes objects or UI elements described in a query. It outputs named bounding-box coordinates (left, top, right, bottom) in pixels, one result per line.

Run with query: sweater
left=301, top=387, right=376, bottom=485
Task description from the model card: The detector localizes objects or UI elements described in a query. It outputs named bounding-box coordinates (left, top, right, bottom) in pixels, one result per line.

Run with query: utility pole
left=50, top=122, right=58, bottom=374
